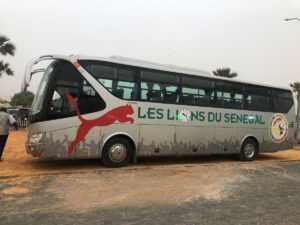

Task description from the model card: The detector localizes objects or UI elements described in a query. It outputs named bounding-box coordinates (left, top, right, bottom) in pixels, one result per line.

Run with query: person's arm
left=9, top=115, right=18, bottom=130
left=8, top=115, right=16, bottom=125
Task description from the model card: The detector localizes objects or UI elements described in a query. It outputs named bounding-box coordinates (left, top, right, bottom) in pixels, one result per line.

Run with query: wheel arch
left=240, top=135, right=260, bottom=152
left=101, top=132, right=137, bottom=162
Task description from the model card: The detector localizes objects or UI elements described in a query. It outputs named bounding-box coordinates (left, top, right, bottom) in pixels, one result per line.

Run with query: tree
left=0, top=35, right=16, bottom=77
left=0, top=97, right=11, bottom=108
left=212, top=68, right=238, bottom=78
left=10, top=91, right=34, bottom=107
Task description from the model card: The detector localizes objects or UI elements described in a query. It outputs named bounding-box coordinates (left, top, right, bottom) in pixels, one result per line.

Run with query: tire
left=102, top=137, right=133, bottom=167
left=239, top=138, right=258, bottom=161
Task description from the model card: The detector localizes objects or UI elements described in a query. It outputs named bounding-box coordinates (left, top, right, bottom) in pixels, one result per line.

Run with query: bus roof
left=55, top=55, right=294, bottom=91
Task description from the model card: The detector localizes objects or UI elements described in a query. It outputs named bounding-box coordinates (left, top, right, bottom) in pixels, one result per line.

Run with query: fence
left=7, top=107, right=30, bottom=129
left=17, top=118, right=29, bottom=129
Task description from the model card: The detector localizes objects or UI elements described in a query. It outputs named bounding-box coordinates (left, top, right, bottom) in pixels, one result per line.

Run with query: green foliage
left=213, top=68, right=238, bottom=78
left=0, top=35, right=16, bottom=77
left=10, top=91, right=34, bottom=107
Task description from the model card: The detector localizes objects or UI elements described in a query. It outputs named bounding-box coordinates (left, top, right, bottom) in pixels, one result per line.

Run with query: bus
left=22, top=55, right=296, bottom=167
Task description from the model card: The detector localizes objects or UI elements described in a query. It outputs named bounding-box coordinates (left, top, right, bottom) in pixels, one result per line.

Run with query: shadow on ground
left=24, top=152, right=288, bottom=171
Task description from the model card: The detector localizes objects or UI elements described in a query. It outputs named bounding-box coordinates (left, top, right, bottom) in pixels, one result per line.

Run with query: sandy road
left=1, top=130, right=300, bottom=178
left=1, top=153, right=300, bottom=225
left=2, top=130, right=300, bottom=225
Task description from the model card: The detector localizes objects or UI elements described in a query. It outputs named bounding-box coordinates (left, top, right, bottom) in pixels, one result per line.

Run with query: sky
left=0, top=0, right=300, bottom=99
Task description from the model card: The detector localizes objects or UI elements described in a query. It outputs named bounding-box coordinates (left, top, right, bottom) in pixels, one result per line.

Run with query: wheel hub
left=244, top=143, right=255, bottom=159
left=108, top=144, right=127, bottom=163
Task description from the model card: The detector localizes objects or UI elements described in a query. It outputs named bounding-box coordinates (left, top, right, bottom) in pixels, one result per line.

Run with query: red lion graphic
left=65, top=94, right=134, bottom=155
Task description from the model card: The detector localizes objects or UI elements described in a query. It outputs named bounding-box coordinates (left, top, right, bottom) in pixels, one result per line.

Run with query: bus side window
left=79, top=80, right=106, bottom=115
left=80, top=61, right=116, bottom=96
left=80, top=62, right=140, bottom=101
left=181, top=87, right=197, bottom=105
left=215, top=81, right=243, bottom=109
left=272, top=89, right=293, bottom=113
left=181, top=76, right=214, bottom=107
left=99, top=79, right=113, bottom=92
left=115, top=81, right=136, bottom=100
left=163, top=84, right=179, bottom=103
left=244, top=85, right=272, bottom=112
left=140, top=70, right=179, bottom=103
left=115, top=67, right=138, bottom=100
left=141, top=82, right=149, bottom=100
left=141, top=82, right=162, bottom=102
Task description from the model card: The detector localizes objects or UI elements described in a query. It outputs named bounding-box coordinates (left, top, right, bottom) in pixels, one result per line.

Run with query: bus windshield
left=31, top=65, right=53, bottom=114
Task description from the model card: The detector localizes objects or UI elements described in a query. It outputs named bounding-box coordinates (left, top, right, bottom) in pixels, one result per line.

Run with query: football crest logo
left=271, top=113, right=288, bottom=143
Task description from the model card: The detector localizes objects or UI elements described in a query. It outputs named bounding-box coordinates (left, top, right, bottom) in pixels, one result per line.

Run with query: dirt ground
left=0, top=130, right=111, bottom=178
left=1, top=130, right=300, bottom=178
left=1, top=154, right=300, bottom=225
left=2, top=130, right=300, bottom=225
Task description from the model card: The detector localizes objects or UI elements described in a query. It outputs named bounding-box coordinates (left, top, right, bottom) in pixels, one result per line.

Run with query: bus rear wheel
left=239, top=139, right=258, bottom=161
left=102, top=137, right=133, bottom=167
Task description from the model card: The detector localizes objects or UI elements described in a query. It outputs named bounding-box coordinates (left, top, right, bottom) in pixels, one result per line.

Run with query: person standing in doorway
left=0, top=107, right=16, bottom=161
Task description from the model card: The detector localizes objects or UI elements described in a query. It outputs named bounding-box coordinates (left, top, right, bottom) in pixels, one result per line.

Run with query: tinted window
left=215, top=81, right=244, bottom=109
left=80, top=61, right=138, bottom=100
left=244, top=85, right=272, bottom=111
left=80, top=61, right=115, bottom=93
left=80, top=60, right=289, bottom=113
left=141, top=70, right=177, bottom=83
left=272, top=89, right=293, bottom=113
left=99, top=79, right=113, bottom=92
left=140, top=70, right=179, bottom=103
left=181, top=76, right=214, bottom=106
left=84, top=63, right=116, bottom=80
left=115, top=67, right=138, bottom=100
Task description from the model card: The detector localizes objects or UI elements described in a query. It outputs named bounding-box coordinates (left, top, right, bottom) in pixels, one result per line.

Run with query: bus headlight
left=29, top=133, right=44, bottom=145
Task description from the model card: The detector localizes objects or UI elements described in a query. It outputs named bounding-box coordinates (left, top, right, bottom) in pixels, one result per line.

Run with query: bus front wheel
left=102, top=137, right=133, bottom=167
left=239, top=138, right=258, bottom=161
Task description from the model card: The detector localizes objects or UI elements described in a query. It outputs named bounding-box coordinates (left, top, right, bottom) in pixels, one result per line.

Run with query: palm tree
left=0, top=35, right=16, bottom=77
left=212, top=68, right=238, bottom=78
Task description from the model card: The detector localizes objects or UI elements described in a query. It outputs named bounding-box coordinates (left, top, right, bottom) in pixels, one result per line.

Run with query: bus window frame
left=140, top=69, right=180, bottom=103
left=78, top=60, right=293, bottom=114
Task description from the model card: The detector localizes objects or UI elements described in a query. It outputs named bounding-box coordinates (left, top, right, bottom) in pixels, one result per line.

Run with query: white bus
left=22, top=55, right=296, bottom=167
